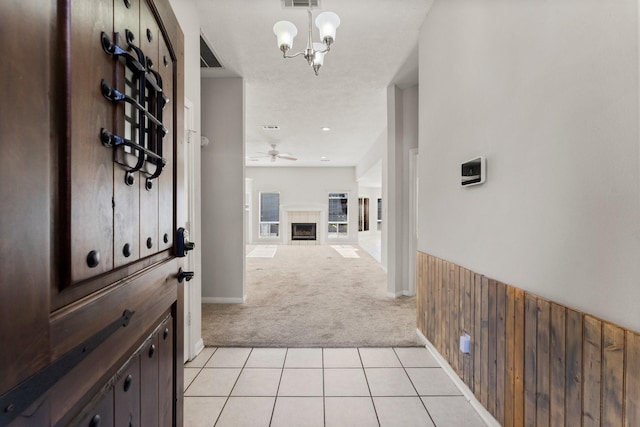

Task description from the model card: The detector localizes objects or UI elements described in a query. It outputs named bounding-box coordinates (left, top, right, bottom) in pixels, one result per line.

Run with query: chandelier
left=273, top=9, right=341, bottom=76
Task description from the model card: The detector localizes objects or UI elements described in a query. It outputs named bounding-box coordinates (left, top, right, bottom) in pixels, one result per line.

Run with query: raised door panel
left=140, top=333, right=160, bottom=427
left=0, top=0, right=52, bottom=396
left=113, top=0, right=142, bottom=268
left=70, top=0, right=115, bottom=282
left=114, top=355, right=141, bottom=427
left=158, top=35, right=175, bottom=252
left=139, top=1, right=160, bottom=258
left=158, top=317, right=174, bottom=426
left=73, top=390, right=115, bottom=427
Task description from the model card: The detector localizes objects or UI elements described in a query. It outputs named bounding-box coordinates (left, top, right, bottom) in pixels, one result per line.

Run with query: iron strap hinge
left=0, top=310, right=135, bottom=426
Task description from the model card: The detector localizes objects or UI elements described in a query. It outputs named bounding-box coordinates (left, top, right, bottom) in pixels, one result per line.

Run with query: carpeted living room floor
left=201, top=244, right=420, bottom=347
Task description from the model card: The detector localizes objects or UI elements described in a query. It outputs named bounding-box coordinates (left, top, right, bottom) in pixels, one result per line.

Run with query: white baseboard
left=202, top=296, right=246, bottom=304
left=416, top=329, right=500, bottom=427
left=193, top=338, right=204, bottom=356
left=386, top=290, right=414, bottom=298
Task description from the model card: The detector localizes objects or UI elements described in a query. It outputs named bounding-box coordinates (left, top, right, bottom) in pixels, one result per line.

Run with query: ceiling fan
left=252, top=144, right=298, bottom=162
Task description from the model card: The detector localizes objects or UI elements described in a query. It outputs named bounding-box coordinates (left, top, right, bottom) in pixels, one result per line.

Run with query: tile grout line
left=358, top=347, right=382, bottom=427
left=322, top=348, right=326, bottom=427
left=393, top=347, right=438, bottom=427
left=268, top=348, right=288, bottom=426
left=184, top=347, right=218, bottom=394
left=212, top=348, right=253, bottom=427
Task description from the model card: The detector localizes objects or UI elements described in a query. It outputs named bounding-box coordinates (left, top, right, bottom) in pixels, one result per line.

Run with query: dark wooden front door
left=0, top=0, right=186, bottom=425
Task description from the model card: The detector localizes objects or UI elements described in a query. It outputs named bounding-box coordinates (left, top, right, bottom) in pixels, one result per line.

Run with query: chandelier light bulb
left=312, top=42, right=325, bottom=75
left=315, top=11, right=340, bottom=46
left=273, top=21, right=298, bottom=52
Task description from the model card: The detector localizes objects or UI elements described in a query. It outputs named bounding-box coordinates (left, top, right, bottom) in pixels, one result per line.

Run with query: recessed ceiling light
left=321, top=127, right=331, bottom=132
left=320, top=157, right=330, bottom=162
left=262, top=125, right=280, bottom=131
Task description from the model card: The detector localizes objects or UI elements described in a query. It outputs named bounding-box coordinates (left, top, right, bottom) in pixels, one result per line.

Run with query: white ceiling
left=195, top=0, right=430, bottom=170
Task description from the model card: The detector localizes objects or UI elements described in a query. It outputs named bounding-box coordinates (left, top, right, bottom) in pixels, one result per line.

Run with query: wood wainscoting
left=416, top=252, right=640, bottom=427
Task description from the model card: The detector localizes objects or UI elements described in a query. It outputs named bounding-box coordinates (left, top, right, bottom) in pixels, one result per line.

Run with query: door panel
left=0, top=0, right=52, bottom=396
left=139, top=1, right=160, bottom=259
left=114, top=355, right=141, bottom=427
left=158, top=317, right=174, bottom=427
left=113, top=0, right=142, bottom=268
left=158, top=37, right=175, bottom=252
left=70, top=0, right=115, bottom=282
left=140, top=333, right=160, bottom=427
left=0, top=1, right=184, bottom=425
left=74, top=391, right=115, bottom=427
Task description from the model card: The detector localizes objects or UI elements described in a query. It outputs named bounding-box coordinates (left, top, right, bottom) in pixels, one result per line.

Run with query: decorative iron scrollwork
left=99, top=31, right=169, bottom=183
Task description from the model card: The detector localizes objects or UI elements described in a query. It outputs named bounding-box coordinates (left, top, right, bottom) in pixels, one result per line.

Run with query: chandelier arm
left=282, top=51, right=307, bottom=59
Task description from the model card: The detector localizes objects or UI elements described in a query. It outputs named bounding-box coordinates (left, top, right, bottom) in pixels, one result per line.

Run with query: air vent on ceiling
left=282, top=0, right=319, bottom=8
left=262, top=125, right=280, bottom=131
left=200, top=35, right=222, bottom=68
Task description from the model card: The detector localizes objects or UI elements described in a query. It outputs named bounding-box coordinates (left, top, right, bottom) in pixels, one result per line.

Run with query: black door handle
left=177, top=268, right=194, bottom=283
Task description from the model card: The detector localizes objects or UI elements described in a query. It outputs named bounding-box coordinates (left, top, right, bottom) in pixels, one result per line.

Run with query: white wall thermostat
left=461, top=157, right=486, bottom=187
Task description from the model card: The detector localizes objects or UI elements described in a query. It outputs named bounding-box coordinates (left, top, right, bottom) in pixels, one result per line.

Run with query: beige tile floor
left=184, top=347, right=488, bottom=427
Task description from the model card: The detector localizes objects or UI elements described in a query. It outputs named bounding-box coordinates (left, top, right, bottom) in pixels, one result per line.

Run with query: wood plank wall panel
left=463, top=268, right=473, bottom=388
left=536, top=299, right=551, bottom=427
left=481, top=276, right=490, bottom=408
left=565, top=308, right=583, bottom=426
left=549, top=303, right=566, bottom=427
left=474, top=272, right=482, bottom=398
left=583, top=316, right=602, bottom=427
left=416, top=251, right=639, bottom=427
left=626, top=331, right=640, bottom=427
left=513, top=289, right=525, bottom=427
left=504, top=286, right=516, bottom=427
left=496, top=283, right=506, bottom=426
left=602, top=323, right=624, bottom=427
left=488, top=280, right=498, bottom=416
left=524, top=293, right=538, bottom=426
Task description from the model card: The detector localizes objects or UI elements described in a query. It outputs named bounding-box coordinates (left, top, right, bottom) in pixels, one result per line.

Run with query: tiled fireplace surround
left=286, top=210, right=321, bottom=245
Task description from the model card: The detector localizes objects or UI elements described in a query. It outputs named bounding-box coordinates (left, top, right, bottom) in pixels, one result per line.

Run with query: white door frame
left=184, top=97, right=203, bottom=361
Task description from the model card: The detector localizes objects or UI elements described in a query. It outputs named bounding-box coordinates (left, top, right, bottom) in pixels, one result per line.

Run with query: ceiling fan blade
left=277, top=154, right=297, bottom=161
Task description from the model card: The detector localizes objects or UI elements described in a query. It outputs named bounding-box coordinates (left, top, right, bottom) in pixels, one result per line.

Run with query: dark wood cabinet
left=0, top=0, right=185, bottom=425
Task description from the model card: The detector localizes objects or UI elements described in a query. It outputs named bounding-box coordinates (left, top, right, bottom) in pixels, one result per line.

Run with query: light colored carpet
left=202, top=245, right=420, bottom=347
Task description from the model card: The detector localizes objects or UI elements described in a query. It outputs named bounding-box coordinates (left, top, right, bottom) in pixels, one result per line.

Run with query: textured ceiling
left=195, top=0, right=430, bottom=169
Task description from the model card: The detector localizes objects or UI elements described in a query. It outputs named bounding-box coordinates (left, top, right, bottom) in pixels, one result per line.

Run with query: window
left=377, top=198, right=382, bottom=230
left=358, top=197, right=369, bottom=232
left=328, top=192, right=348, bottom=238
left=259, top=192, right=280, bottom=237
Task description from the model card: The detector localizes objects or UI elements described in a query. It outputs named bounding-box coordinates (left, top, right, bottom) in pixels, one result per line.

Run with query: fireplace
left=291, top=223, right=317, bottom=241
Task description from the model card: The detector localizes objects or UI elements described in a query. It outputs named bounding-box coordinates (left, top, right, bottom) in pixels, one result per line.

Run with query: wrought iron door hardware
left=100, top=128, right=167, bottom=174
left=100, top=29, right=170, bottom=183
left=101, top=80, right=168, bottom=135
left=175, top=227, right=195, bottom=257
left=177, top=268, right=194, bottom=283
left=100, top=32, right=145, bottom=74
left=0, top=310, right=135, bottom=426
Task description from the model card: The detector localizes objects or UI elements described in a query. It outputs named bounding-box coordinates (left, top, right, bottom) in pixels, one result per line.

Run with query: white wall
left=201, top=78, right=245, bottom=302
left=418, top=0, right=640, bottom=331
left=168, top=0, right=203, bottom=358
left=246, top=167, right=359, bottom=245
left=385, top=85, right=420, bottom=297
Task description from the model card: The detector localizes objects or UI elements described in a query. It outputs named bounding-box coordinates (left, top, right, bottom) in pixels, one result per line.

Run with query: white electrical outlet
left=460, top=333, right=471, bottom=354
